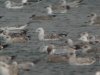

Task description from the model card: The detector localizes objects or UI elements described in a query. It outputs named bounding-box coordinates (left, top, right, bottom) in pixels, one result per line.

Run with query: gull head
left=79, top=36, right=89, bottom=42
left=88, top=13, right=97, bottom=18
left=80, top=32, right=89, bottom=37
left=66, top=38, right=74, bottom=46
left=82, top=45, right=91, bottom=50
left=47, top=45, right=55, bottom=54
left=79, top=32, right=89, bottom=42
left=90, top=13, right=97, bottom=17
left=67, top=50, right=76, bottom=57
left=22, top=0, right=27, bottom=4
left=5, top=0, right=11, bottom=6
left=46, top=5, right=53, bottom=15
left=35, top=27, right=44, bottom=33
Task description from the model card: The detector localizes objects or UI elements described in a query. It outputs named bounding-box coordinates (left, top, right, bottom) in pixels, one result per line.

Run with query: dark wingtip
left=52, top=15, right=56, bottom=17
left=27, top=35, right=31, bottom=40
left=30, top=14, right=36, bottom=18
left=66, top=5, right=70, bottom=10
left=11, top=55, right=17, bottom=60
left=0, top=30, right=4, bottom=33
left=0, top=16, right=3, bottom=19
left=32, top=59, right=41, bottom=64
left=2, top=44, right=9, bottom=48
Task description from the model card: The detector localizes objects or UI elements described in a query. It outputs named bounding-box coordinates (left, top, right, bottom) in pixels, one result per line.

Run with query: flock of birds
left=0, top=0, right=99, bottom=75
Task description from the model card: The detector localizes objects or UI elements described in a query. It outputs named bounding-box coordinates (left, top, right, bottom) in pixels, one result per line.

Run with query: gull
left=46, top=0, right=69, bottom=15
left=40, top=43, right=76, bottom=55
left=79, top=32, right=100, bottom=44
left=3, top=34, right=29, bottom=43
left=46, top=45, right=75, bottom=55
left=36, top=27, right=66, bottom=41
left=65, top=38, right=88, bottom=49
left=96, top=71, right=100, bottom=75
left=88, top=35, right=100, bottom=44
left=68, top=50, right=96, bottom=66
left=0, top=61, right=18, bottom=75
left=0, top=56, right=12, bottom=63
left=46, top=4, right=67, bottom=15
left=0, top=30, right=29, bottom=44
left=5, top=0, right=24, bottom=9
left=18, top=61, right=35, bottom=71
left=41, top=41, right=91, bottom=55
left=76, top=45, right=92, bottom=54
left=0, top=60, right=35, bottom=75
left=0, top=24, right=27, bottom=31
left=89, top=13, right=100, bottom=25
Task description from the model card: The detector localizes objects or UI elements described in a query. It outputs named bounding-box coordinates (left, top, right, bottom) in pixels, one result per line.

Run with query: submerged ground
left=0, top=0, right=100, bottom=75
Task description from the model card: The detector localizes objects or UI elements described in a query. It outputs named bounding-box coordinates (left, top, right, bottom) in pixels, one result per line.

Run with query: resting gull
left=36, top=27, right=67, bottom=41
left=0, top=24, right=27, bottom=31
left=68, top=50, right=96, bottom=66
left=88, top=13, right=100, bottom=25
left=5, top=0, right=25, bottom=9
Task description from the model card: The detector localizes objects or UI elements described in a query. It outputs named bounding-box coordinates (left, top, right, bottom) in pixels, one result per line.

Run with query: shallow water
left=0, top=0, right=100, bottom=75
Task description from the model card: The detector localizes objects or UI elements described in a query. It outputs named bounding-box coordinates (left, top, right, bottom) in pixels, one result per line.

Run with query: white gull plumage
left=36, top=27, right=65, bottom=41
left=79, top=32, right=89, bottom=43
left=96, top=71, right=100, bottom=75
left=5, top=0, right=27, bottom=9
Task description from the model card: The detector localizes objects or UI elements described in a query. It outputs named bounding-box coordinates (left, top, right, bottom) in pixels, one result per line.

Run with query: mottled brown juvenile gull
left=36, top=27, right=66, bottom=41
